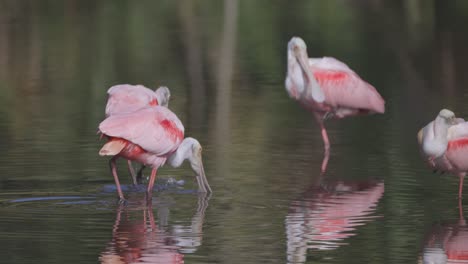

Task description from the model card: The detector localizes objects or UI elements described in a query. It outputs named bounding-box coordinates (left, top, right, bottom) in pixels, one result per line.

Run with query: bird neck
left=286, top=54, right=305, bottom=98
left=287, top=50, right=323, bottom=102
left=154, top=92, right=168, bottom=108
left=167, top=138, right=194, bottom=168
left=433, top=116, right=450, bottom=143
left=424, top=116, right=450, bottom=158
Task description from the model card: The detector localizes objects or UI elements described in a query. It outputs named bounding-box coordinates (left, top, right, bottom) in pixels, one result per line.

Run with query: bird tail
left=99, top=139, right=126, bottom=156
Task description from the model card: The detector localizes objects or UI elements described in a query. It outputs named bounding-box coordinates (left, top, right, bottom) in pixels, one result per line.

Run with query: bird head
left=438, top=108, right=457, bottom=125
left=154, top=86, right=171, bottom=108
left=168, top=137, right=212, bottom=193
left=288, top=36, right=308, bottom=55
left=186, top=138, right=212, bottom=194
left=286, top=36, right=325, bottom=103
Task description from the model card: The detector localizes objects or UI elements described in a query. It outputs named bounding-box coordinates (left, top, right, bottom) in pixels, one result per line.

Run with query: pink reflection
left=422, top=200, right=468, bottom=263
left=99, top=194, right=210, bottom=263
left=286, top=180, right=384, bottom=263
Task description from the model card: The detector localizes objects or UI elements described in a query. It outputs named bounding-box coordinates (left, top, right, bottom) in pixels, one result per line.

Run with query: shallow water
left=1, top=1, right=468, bottom=263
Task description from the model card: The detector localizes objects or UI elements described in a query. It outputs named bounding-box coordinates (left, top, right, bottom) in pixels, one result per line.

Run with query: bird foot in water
left=118, top=198, right=128, bottom=206
left=322, top=112, right=334, bottom=121
left=145, top=194, right=154, bottom=206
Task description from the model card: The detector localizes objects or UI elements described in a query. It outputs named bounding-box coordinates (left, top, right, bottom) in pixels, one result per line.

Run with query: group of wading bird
left=97, top=36, right=468, bottom=203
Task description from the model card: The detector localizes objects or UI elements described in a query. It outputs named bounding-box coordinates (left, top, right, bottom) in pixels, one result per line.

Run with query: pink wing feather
left=309, top=57, right=385, bottom=113
left=448, top=122, right=468, bottom=141
left=99, top=107, right=184, bottom=155
left=445, top=122, right=468, bottom=172
left=105, top=84, right=159, bottom=117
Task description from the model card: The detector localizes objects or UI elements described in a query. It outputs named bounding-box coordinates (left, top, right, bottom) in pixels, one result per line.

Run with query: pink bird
left=285, top=37, right=385, bottom=173
left=104, top=84, right=171, bottom=185
left=105, top=84, right=171, bottom=116
left=418, top=109, right=468, bottom=198
left=98, top=106, right=212, bottom=203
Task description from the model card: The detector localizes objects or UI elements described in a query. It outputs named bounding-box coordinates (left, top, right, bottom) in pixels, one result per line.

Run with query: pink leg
left=459, top=197, right=466, bottom=226
left=127, top=160, right=138, bottom=185
left=109, top=157, right=125, bottom=202
left=314, top=113, right=330, bottom=173
left=146, top=168, right=158, bottom=199
left=320, top=124, right=331, bottom=173
left=459, top=174, right=465, bottom=199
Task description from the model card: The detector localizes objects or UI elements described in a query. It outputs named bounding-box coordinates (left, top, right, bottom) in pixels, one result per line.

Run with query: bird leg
left=428, top=157, right=436, bottom=168
left=459, top=197, right=467, bottom=227
left=322, top=112, right=334, bottom=121
left=314, top=113, right=331, bottom=174
left=136, top=165, right=147, bottom=184
left=321, top=150, right=330, bottom=175
left=146, top=168, right=158, bottom=202
left=127, top=160, right=138, bottom=185
left=459, top=173, right=465, bottom=199
left=109, top=157, right=126, bottom=203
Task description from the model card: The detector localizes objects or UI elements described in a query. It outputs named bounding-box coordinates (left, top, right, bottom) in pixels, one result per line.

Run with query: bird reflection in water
left=286, top=179, right=384, bottom=263
left=421, top=199, right=468, bottom=264
left=99, top=193, right=210, bottom=263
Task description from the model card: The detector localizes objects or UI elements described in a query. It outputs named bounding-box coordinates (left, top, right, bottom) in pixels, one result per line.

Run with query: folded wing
left=99, top=107, right=184, bottom=155
left=105, top=84, right=159, bottom=116
left=309, top=57, right=385, bottom=114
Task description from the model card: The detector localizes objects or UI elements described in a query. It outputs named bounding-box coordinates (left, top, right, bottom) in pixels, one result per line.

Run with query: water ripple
left=285, top=180, right=384, bottom=263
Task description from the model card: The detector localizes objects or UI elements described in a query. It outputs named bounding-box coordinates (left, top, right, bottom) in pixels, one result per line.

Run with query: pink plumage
left=418, top=110, right=468, bottom=198
left=98, top=106, right=185, bottom=201
left=99, top=107, right=184, bottom=157
left=309, top=57, right=385, bottom=116
left=105, top=84, right=160, bottom=117
left=285, top=37, right=385, bottom=173
left=103, top=84, right=171, bottom=186
left=444, top=123, right=468, bottom=174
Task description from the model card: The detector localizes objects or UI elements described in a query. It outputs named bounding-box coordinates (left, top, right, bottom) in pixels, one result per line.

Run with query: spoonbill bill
left=285, top=36, right=385, bottom=173
left=98, top=106, right=212, bottom=203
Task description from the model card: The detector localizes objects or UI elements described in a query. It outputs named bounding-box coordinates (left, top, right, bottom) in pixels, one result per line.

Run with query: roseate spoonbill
left=418, top=109, right=468, bottom=198
left=98, top=106, right=212, bottom=203
left=105, top=84, right=171, bottom=116
left=286, top=180, right=384, bottom=261
left=104, top=84, right=171, bottom=185
left=285, top=37, right=385, bottom=173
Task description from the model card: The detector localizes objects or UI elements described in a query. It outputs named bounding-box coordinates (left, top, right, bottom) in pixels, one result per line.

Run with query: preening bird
left=418, top=109, right=468, bottom=198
